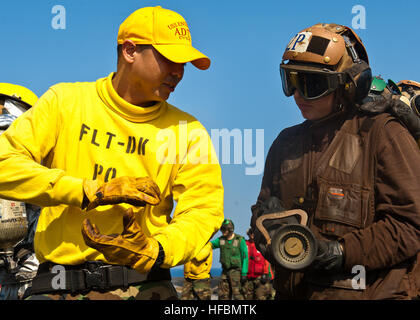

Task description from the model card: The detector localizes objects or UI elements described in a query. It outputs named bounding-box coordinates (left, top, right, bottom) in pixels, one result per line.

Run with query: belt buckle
left=83, top=261, right=108, bottom=292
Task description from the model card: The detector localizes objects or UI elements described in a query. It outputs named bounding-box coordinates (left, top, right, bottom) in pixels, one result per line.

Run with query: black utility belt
left=29, top=261, right=171, bottom=295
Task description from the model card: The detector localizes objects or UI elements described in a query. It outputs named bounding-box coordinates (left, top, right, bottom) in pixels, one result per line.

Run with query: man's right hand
left=82, top=176, right=161, bottom=211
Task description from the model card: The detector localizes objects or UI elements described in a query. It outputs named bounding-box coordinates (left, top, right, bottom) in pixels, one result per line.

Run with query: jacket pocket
left=253, top=256, right=265, bottom=275
left=314, top=178, right=370, bottom=236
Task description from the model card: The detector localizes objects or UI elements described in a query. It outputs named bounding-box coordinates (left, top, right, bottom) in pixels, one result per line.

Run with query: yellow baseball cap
left=0, top=83, right=38, bottom=109
left=117, top=6, right=210, bottom=70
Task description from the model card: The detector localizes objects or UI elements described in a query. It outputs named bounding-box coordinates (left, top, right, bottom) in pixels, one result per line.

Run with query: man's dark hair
left=117, top=44, right=151, bottom=67
left=117, top=44, right=123, bottom=65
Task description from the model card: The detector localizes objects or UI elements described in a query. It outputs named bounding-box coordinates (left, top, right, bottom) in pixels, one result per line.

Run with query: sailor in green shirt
left=210, top=219, right=248, bottom=300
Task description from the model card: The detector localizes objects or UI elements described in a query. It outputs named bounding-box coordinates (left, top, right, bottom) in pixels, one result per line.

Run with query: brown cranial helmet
left=397, top=80, right=420, bottom=116
left=280, top=23, right=372, bottom=104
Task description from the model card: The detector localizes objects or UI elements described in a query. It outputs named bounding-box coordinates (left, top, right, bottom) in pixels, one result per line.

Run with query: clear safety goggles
left=221, top=225, right=233, bottom=233
left=280, top=64, right=345, bottom=100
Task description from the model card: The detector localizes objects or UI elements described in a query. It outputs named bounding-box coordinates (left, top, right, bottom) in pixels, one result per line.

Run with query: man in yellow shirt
left=0, top=6, right=224, bottom=300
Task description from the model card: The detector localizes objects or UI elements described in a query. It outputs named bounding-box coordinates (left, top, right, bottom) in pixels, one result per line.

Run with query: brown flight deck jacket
left=252, top=107, right=420, bottom=300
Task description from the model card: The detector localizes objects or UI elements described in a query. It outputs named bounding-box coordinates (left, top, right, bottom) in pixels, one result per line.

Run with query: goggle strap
left=337, top=73, right=346, bottom=85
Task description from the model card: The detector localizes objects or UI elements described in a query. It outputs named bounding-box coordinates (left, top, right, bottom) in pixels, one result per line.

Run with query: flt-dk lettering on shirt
left=79, top=123, right=149, bottom=155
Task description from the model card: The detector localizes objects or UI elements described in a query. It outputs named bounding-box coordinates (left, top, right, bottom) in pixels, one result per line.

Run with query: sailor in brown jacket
left=251, top=23, right=420, bottom=300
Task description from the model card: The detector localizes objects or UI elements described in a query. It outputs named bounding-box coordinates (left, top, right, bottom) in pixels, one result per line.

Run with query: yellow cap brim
left=153, top=44, right=210, bottom=70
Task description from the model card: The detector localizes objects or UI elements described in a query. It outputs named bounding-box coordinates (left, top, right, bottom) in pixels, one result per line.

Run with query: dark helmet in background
left=220, top=219, right=234, bottom=233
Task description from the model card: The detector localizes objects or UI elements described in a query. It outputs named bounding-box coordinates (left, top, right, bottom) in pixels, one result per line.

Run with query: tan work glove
left=81, top=208, right=162, bottom=273
left=82, top=176, right=161, bottom=211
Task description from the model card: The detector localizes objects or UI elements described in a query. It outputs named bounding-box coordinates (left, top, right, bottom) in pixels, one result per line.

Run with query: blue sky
left=1, top=0, right=420, bottom=271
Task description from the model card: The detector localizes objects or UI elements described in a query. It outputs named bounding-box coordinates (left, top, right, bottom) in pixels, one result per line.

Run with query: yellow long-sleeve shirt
left=0, top=73, right=224, bottom=268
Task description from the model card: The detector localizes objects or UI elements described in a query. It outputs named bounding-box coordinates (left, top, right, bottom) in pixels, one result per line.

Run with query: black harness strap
left=27, top=261, right=170, bottom=296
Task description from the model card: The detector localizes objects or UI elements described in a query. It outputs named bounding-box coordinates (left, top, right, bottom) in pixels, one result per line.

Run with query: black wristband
left=152, top=242, right=165, bottom=270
